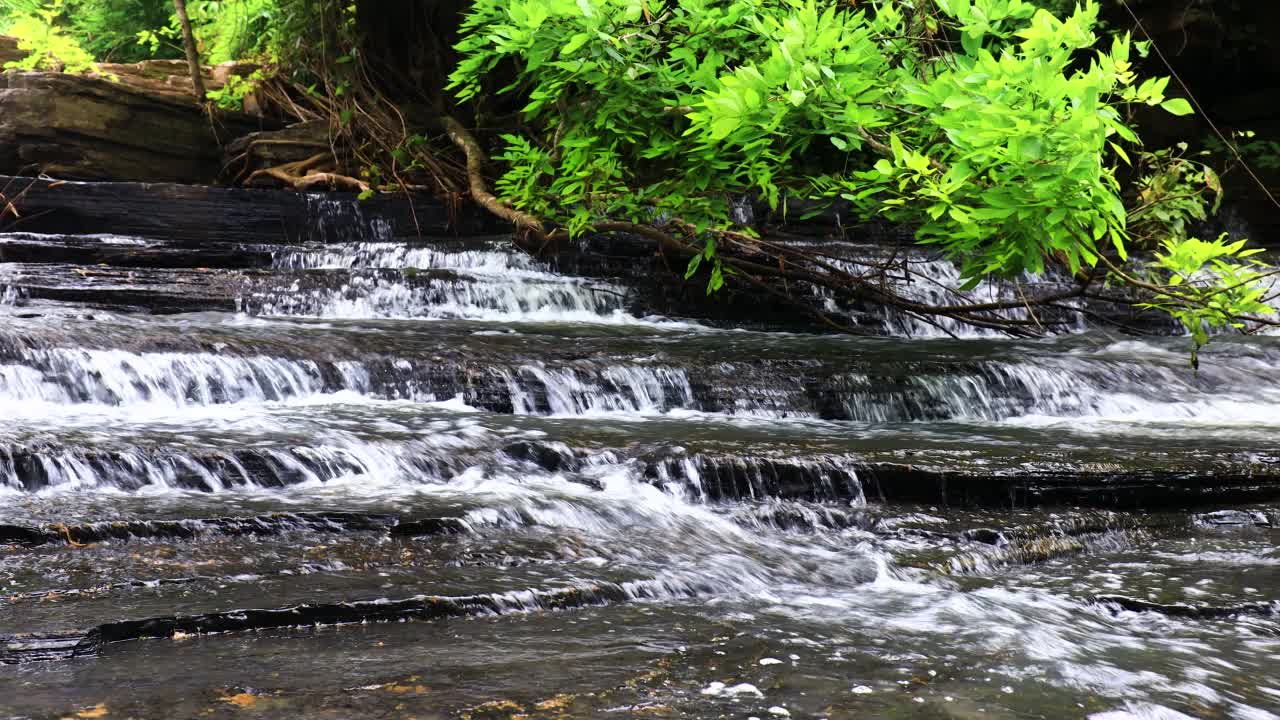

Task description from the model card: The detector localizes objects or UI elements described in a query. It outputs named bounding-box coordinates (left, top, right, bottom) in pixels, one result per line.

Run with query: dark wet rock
left=0, top=316, right=985, bottom=417
left=0, top=583, right=637, bottom=664
left=0, top=175, right=489, bottom=244
left=501, top=440, right=579, bottom=473
left=0, top=446, right=383, bottom=492
left=0, top=512, right=475, bottom=548
left=961, top=528, right=1005, bottom=545
left=0, top=233, right=274, bottom=269
left=6, top=433, right=1280, bottom=511
left=856, top=461, right=1280, bottom=510
left=728, top=502, right=879, bottom=533
left=649, top=455, right=863, bottom=503
left=390, top=517, right=470, bottom=537
left=1096, top=595, right=1280, bottom=619
left=0, top=512, right=401, bottom=547
left=0, top=523, right=46, bottom=546
left=0, top=632, right=96, bottom=665
left=0, top=174, right=1193, bottom=332
left=649, top=453, right=1280, bottom=510
left=0, top=263, right=247, bottom=314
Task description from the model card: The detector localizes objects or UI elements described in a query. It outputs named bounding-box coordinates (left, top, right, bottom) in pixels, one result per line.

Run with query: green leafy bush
left=449, top=0, right=1273, bottom=343
left=68, top=0, right=177, bottom=62
left=184, top=0, right=278, bottom=64
left=0, top=1, right=44, bottom=32
left=1140, top=236, right=1275, bottom=366
left=3, top=1, right=97, bottom=73
left=3, top=0, right=279, bottom=65
left=206, top=68, right=264, bottom=110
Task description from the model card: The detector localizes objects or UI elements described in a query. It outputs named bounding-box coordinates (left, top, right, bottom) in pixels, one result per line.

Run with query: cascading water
left=255, top=208, right=641, bottom=322
left=789, top=238, right=1091, bottom=337
left=2, top=192, right=1280, bottom=720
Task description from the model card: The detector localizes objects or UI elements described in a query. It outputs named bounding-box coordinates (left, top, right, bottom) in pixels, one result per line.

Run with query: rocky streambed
left=0, top=178, right=1279, bottom=719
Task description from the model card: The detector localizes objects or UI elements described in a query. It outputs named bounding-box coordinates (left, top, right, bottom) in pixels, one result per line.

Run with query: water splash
left=503, top=364, right=695, bottom=415
left=247, top=271, right=635, bottom=323
left=274, top=241, right=537, bottom=275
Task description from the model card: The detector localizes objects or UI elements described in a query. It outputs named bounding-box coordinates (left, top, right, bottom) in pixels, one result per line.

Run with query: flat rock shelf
left=2, top=179, right=1279, bottom=719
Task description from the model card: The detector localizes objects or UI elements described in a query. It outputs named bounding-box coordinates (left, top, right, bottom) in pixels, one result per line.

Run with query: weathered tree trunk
left=172, top=0, right=206, bottom=103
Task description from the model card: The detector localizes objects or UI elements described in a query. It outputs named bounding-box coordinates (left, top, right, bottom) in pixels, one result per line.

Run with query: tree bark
left=172, top=0, right=206, bottom=103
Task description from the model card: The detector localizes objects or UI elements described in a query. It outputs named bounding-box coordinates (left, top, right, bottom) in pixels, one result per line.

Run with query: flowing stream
left=1, top=195, right=1279, bottom=719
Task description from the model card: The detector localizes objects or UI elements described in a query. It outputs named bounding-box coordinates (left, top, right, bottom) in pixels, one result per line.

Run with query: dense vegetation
left=1, top=0, right=1275, bottom=353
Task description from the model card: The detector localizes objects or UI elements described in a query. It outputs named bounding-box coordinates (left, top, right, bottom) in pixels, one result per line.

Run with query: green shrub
left=449, top=0, right=1273, bottom=346
left=68, top=0, right=177, bottom=62
left=3, top=1, right=97, bottom=73
left=452, top=0, right=1174, bottom=277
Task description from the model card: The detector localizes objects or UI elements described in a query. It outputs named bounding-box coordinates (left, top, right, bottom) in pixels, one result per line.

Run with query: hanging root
left=443, top=115, right=547, bottom=237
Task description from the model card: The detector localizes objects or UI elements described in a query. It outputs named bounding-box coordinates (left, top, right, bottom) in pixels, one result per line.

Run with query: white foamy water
left=0, top=397, right=493, bottom=493
left=0, top=284, right=21, bottom=306
left=263, top=200, right=651, bottom=323
left=0, top=345, right=701, bottom=415
left=2, top=330, right=1278, bottom=438
left=793, top=241, right=1087, bottom=338
left=0, top=231, right=154, bottom=246
left=274, top=240, right=539, bottom=276
left=502, top=364, right=695, bottom=416
left=0, top=348, right=329, bottom=407
left=247, top=270, right=652, bottom=325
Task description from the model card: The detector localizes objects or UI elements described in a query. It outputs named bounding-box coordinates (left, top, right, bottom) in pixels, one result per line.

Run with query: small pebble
left=700, top=682, right=764, bottom=698
left=851, top=685, right=874, bottom=695
left=759, top=658, right=783, bottom=666
left=767, top=707, right=791, bottom=717
left=700, top=682, right=726, bottom=696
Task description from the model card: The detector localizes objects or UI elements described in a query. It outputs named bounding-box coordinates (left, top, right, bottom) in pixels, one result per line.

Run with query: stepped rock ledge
left=0, top=43, right=264, bottom=183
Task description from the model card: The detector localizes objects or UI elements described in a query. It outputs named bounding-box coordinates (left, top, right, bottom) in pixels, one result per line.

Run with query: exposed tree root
left=243, top=152, right=370, bottom=193
left=224, top=138, right=334, bottom=186
left=0, top=175, right=43, bottom=231
left=443, top=115, right=547, bottom=237
left=287, top=172, right=370, bottom=193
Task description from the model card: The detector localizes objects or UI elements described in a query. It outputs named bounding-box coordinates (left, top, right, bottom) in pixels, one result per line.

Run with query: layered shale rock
left=0, top=71, right=262, bottom=183
left=0, top=36, right=22, bottom=66
left=0, top=174, right=479, bottom=243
